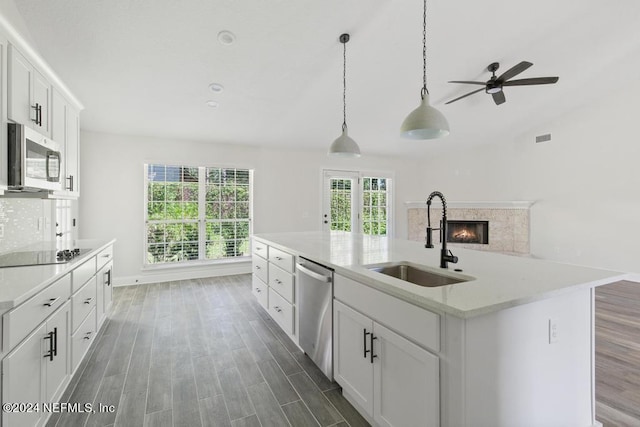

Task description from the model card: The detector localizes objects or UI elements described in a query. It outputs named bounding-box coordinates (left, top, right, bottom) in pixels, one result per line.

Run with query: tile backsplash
left=0, top=198, right=55, bottom=254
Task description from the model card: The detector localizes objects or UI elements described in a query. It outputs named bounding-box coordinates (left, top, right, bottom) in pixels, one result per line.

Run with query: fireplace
left=447, top=220, right=489, bottom=244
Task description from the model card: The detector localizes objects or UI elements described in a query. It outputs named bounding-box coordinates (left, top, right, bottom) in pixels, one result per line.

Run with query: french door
left=322, top=170, right=392, bottom=236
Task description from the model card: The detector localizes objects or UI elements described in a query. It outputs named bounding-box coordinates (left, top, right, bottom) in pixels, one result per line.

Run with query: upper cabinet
left=8, top=44, right=51, bottom=137
left=1, top=31, right=83, bottom=199
left=52, top=87, right=80, bottom=197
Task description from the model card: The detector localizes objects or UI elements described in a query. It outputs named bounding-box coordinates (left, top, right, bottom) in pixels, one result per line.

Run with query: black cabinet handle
left=105, top=269, right=112, bottom=286
left=66, top=175, right=74, bottom=191
left=32, top=103, right=41, bottom=125
left=370, top=333, right=378, bottom=363
left=44, top=297, right=60, bottom=307
left=44, top=331, right=54, bottom=361
left=84, top=297, right=93, bottom=305
left=53, top=327, right=58, bottom=357
left=364, top=329, right=370, bottom=359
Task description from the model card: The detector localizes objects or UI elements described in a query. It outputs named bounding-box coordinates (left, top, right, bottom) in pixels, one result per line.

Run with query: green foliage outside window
left=146, top=165, right=251, bottom=265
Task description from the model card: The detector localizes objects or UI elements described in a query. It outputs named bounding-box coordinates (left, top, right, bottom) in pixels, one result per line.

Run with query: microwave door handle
left=46, top=151, right=61, bottom=182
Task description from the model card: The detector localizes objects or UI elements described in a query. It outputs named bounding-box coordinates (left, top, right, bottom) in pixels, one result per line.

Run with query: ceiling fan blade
left=492, top=91, right=506, bottom=105
left=445, top=88, right=485, bottom=104
left=448, top=80, right=486, bottom=85
left=503, top=77, right=559, bottom=86
left=497, top=61, right=533, bottom=82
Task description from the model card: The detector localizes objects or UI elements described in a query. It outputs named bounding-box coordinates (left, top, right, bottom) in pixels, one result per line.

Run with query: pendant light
left=329, top=33, right=361, bottom=157
left=400, top=0, right=449, bottom=140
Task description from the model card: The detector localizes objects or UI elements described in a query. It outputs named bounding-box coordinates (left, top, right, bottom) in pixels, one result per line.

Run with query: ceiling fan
left=445, top=61, right=559, bottom=105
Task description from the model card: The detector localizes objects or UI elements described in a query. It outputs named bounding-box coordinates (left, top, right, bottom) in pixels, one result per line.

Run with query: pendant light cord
left=342, top=37, right=348, bottom=131
left=422, top=0, right=428, bottom=99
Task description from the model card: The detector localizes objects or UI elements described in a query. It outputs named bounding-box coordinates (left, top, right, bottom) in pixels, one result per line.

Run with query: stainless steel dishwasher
left=296, top=257, right=334, bottom=380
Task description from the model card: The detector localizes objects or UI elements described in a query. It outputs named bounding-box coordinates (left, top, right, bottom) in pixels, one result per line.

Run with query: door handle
left=44, top=297, right=60, bottom=307
left=44, top=331, right=54, bottom=361
left=370, top=333, right=378, bottom=363
left=296, top=263, right=332, bottom=282
left=364, top=329, right=370, bottom=358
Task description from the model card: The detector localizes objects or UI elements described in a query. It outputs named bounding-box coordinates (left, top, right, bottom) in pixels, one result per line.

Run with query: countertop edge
left=2, top=239, right=116, bottom=310
left=254, top=235, right=630, bottom=319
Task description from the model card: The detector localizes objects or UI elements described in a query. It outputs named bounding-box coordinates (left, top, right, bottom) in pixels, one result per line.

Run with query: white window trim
left=142, top=164, right=254, bottom=269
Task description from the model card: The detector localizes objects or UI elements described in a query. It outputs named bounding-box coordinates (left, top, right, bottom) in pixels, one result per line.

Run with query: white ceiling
left=12, top=0, right=640, bottom=156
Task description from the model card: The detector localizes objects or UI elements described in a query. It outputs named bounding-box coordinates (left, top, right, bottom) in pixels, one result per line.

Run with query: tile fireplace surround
left=406, top=201, right=533, bottom=256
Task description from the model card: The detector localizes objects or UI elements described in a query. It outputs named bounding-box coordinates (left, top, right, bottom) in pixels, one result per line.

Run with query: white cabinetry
left=334, top=275, right=440, bottom=427
left=1, top=243, right=114, bottom=427
left=251, top=238, right=297, bottom=343
left=51, top=87, right=80, bottom=197
left=1, top=301, right=70, bottom=427
left=8, top=44, right=50, bottom=136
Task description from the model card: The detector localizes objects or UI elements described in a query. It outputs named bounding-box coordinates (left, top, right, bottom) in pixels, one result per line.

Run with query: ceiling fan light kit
left=328, top=33, right=361, bottom=158
left=400, top=0, right=449, bottom=140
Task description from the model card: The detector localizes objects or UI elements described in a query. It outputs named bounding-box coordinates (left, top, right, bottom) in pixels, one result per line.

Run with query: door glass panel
left=330, top=178, right=353, bottom=232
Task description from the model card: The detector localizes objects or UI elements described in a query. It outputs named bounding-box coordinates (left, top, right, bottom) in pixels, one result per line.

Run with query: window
left=323, top=170, right=393, bottom=236
left=145, top=164, right=252, bottom=266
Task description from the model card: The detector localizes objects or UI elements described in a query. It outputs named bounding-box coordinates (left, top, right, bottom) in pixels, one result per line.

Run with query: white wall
left=79, top=131, right=422, bottom=284
left=418, top=80, right=640, bottom=274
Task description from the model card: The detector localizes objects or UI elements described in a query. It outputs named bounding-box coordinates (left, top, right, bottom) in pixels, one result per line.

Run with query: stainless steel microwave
left=8, top=123, right=62, bottom=191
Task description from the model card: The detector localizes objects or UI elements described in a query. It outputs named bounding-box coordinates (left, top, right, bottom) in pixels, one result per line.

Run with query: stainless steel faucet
left=426, top=191, right=459, bottom=269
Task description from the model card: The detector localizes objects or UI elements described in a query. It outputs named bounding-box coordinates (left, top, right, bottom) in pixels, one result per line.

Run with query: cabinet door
left=65, top=104, right=80, bottom=195
left=104, top=263, right=113, bottom=314
left=8, top=44, right=33, bottom=126
left=1, top=324, right=46, bottom=427
left=373, top=322, right=439, bottom=427
left=51, top=87, right=66, bottom=147
left=33, top=70, right=50, bottom=136
left=333, top=300, right=374, bottom=416
left=45, top=301, right=70, bottom=402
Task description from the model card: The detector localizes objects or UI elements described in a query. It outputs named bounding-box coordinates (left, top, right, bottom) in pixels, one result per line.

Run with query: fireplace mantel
left=404, top=200, right=535, bottom=209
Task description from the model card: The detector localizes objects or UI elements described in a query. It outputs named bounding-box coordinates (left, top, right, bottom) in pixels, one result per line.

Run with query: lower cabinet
left=96, top=261, right=113, bottom=327
left=334, top=300, right=439, bottom=427
left=1, top=301, right=70, bottom=427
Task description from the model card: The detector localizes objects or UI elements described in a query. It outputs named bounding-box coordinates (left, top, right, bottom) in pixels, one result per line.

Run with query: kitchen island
left=252, top=231, right=629, bottom=427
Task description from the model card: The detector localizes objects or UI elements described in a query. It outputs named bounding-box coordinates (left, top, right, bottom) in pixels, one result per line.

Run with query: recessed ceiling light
left=209, top=83, right=224, bottom=93
left=217, top=30, right=236, bottom=45
left=206, top=100, right=219, bottom=108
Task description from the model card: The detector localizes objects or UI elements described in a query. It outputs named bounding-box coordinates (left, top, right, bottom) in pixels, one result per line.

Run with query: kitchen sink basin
left=365, top=262, right=471, bottom=288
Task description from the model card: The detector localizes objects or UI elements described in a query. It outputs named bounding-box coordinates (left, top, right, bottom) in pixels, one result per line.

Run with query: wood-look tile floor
left=47, top=275, right=370, bottom=427
left=595, top=280, right=640, bottom=427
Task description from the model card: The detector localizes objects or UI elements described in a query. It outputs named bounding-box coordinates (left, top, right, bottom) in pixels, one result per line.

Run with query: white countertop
left=254, top=231, right=630, bottom=318
left=0, top=239, right=115, bottom=312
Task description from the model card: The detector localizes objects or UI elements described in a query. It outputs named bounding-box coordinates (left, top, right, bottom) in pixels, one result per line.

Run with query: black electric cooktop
left=0, top=248, right=91, bottom=268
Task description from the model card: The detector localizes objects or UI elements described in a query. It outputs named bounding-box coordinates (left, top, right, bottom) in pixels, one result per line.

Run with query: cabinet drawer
left=71, top=307, right=96, bottom=373
left=2, top=274, right=71, bottom=351
left=252, top=275, right=268, bottom=310
left=96, top=245, right=113, bottom=270
left=252, top=240, right=268, bottom=259
left=269, top=264, right=294, bottom=304
left=72, top=256, right=97, bottom=293
left=72, top=276, right=97, bottom=333
left=269, top=247, right=294, bottom=273
left=268, top=288, right=294, bottom=336
left=335, top=274, right=440, bottom=353
left=253, top=255, right=268, bottom=283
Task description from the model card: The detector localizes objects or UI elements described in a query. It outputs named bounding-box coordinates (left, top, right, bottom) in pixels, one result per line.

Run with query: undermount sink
left=365, top=262, right=472, bottom=288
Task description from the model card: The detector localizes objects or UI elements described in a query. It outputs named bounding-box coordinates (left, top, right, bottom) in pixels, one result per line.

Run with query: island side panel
left=462, top=288, right=594, bottom=427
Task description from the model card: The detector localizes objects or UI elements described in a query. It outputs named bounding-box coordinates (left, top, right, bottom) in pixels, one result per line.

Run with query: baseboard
left=114, top=262, right=251, bottom=286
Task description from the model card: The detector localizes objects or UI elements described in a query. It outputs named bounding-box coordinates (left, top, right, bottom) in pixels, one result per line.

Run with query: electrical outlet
left=549, top=318, right=559, bottom=344
left=37, top=217, right=43, bottom=231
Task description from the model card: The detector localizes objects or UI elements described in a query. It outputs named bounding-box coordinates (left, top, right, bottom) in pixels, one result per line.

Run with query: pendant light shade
left=329, top=124, right=361, bottom=157
left=400, top=0, right=449, bottom=140
left=400, top=92, right=449, bottom=139
left=328, top=33, right=361, bottom=157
